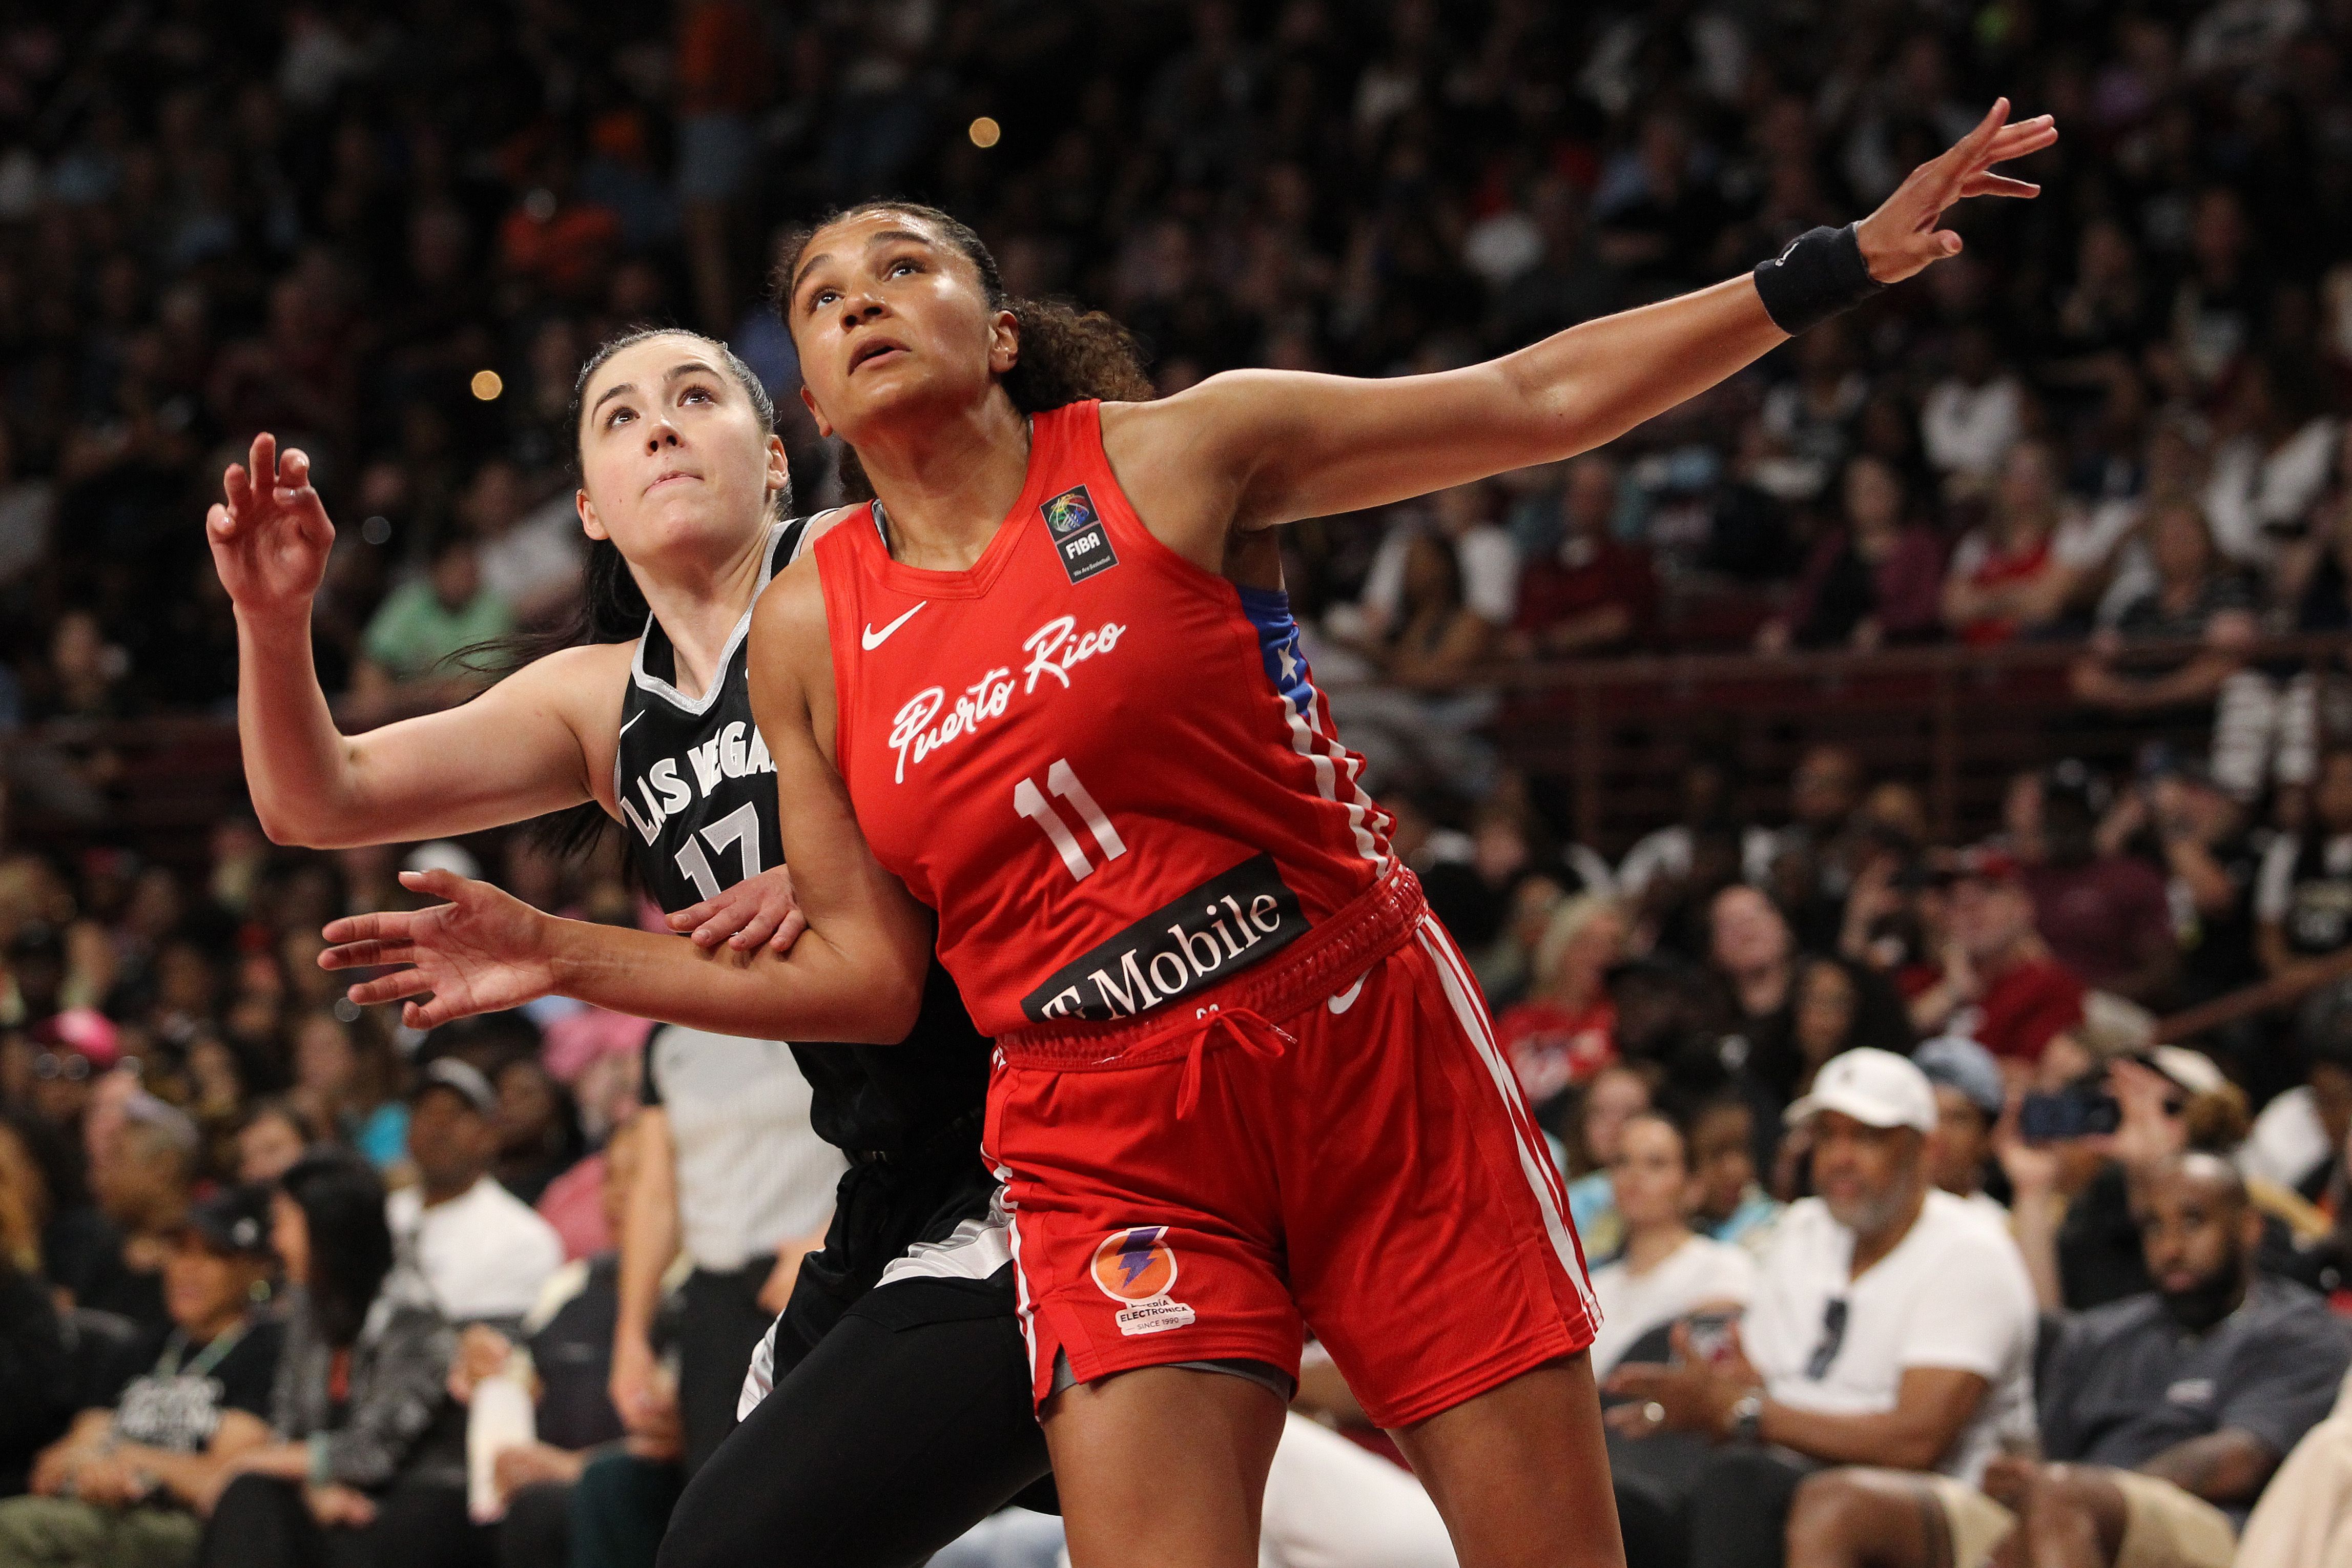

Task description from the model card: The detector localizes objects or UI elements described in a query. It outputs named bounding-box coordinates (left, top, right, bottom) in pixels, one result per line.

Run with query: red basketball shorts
left=983, top=911, right=1599, bottom=1429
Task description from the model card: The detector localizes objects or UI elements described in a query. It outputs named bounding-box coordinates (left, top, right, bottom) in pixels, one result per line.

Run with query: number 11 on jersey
left=1015, top=759, right=1126, bottom=881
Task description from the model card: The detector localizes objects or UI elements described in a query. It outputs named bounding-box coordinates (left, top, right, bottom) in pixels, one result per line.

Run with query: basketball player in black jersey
left=208, top=326, right=1050, bottom=1564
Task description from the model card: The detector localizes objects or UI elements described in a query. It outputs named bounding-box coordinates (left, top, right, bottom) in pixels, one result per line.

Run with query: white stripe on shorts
left=1415, top=918, right=1602, bottom=1327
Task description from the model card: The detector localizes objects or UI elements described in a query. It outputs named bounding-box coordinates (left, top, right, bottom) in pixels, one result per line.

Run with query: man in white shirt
left=1606, top=1048, right=2039, bottom=1568
left=386, top=1058, right=565, bottom=1330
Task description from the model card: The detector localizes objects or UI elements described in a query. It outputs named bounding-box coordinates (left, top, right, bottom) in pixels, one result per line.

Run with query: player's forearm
left=615, top=1112, right=679, bottom=1343
left=545, top=916, right=924, bottom=1046
left=237, top=607, right=367, bottom=847
left=1496, top=276, right=1787, bottom=463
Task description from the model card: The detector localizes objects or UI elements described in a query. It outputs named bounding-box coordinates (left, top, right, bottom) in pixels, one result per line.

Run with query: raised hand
left=1855, top=98, right=2058, bottom=285
left=666, top=864, right=808, bottom=953
left=319, top=869, right=559, bottom=1029
left=206, top=431, right=336, bottom=616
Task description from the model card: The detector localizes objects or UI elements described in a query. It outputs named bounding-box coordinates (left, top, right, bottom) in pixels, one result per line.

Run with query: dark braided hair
left=774, top=202, right=1153, bottom=501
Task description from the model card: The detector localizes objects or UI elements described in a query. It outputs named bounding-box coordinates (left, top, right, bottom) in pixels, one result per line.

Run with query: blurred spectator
left=490, top=1058, right=584, bottom=1210
left=233, top=1102, right=311, bottom=1189
left=63, top=1092, right=199, bottom=1333
left=387, top=1060, right=562, bottom=1333
left=1322, top=531, right=1505, bottom=795
left=1757, top=457, right=1945, bottom=653
left=1586, top=1110, right=1759, bottom=1378
left=2242, top=1006, right=2352, bottom=1200
left=1511, top=455, right=1658, bottom=658
left=198, top=1152, right=464, bottom=1568
left=0, top=1118, right=69, bottom=1497
left=1909, top=852, right=2086, bottom=1069
left=2204, top=352, right=2338, bottom=570
left=1790, top=1153, right=2349, bottom=1568
left=461, top=461, right=584, bottom=630
left=0, top=1186, right=281, bottom=1568
left=2070, top=502, right=2258, bottom=717
left=2023, top=766, right=2179, bottom=1005
left=1921, top=325, right=2026, bottom=497
left=353, top=538, right=511, bottom=701
left=1340, top=482, right=1519, bottom=645
left=1942, top=441, right=2073, bottom=645
left=2258, top=746, right=2352, bottom=980
left=1688, top=1094, right=1785, bottom=1256
left=445, top=1116, right=646, bottom=1568
left=1562, top=1062, right=1653, bottom=1264
left=1708, top=886, right=1909, bottom=1107
left=1913, top=1035, right=2007, bottom=1220
left=1608, top=1050, right=2038, bottom=1568
left=1497, top=894, right=1628, bottom=1128
left=286, top=1010, right=405, bottom=1172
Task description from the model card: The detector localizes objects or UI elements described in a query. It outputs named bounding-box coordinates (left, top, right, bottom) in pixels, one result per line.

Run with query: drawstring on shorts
left=1175, top=1004, right=1293, bottom=1119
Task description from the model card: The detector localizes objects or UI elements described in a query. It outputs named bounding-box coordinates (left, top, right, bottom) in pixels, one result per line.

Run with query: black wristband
left=1751, top=224, right=1885, bottom=336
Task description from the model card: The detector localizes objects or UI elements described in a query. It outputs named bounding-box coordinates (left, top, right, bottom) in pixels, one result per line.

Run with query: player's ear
left=800, top=383, right=834, bottom=440
left=990, top=310, right=1020, bottom=376
left=577, top=489, right=608, bottom=542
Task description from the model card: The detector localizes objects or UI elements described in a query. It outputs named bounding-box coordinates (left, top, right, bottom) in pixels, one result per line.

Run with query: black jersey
left=615, top=515, right=992, bottom=1158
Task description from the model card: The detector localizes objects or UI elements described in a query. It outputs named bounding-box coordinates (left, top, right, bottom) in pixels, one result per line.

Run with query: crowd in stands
left=6, top=0, right=2352, bottom=1566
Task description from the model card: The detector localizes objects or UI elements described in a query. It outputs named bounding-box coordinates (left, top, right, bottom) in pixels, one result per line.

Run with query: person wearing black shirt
left=0, top=1185, right=280, bottom=1568
left=1785, top=1154, right=2350, bottom=1568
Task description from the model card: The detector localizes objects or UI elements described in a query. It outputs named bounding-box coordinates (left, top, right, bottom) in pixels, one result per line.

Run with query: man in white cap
left=1606, top=1047, right=2038, bottom=1568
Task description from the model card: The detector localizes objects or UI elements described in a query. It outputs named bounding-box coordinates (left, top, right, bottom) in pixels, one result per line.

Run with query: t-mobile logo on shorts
left=1021, top=855, right=1305, bottom=1022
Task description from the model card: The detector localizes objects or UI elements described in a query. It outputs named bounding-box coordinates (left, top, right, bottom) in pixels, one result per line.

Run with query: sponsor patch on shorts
left=1090, top=1225, right=1198, bottom=1336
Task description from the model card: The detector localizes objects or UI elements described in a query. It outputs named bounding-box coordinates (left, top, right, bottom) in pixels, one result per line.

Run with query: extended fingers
left=321, top=911, right=415, bottom=945
left=319, top=939, right=412, bottom=972
left=344, top=968, right=434, bottom=1007
left=1963, top=173, right=2041, bottom=200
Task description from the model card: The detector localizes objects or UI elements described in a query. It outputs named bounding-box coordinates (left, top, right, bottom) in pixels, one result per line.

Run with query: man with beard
left=1785, top=1153, right=2350, bottom=1567
left=1604, top=1048, right=2038, bottom=1568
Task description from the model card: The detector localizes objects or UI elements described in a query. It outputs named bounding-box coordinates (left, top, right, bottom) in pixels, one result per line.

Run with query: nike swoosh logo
left=862, top=602, right=926, bottom=650
left=1327, top=977, right=1367, bottom=1015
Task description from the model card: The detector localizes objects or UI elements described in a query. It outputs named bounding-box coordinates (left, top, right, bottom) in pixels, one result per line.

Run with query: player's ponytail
left=775, top=202, right=1154, bottom=502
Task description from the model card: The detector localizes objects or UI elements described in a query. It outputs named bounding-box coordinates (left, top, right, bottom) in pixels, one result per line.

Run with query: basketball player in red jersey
left=322, top=101, right=2054, bottom=1567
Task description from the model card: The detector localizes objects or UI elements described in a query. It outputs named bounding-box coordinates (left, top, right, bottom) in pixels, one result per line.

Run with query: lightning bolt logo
left=1091, top=1225, right=1179, bottom=1302
left=1115, top=1228, right=1162, bottom=1289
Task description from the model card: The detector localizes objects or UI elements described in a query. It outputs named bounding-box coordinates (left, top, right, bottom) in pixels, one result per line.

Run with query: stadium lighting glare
left=470, top=369, right=504, bottom=401
left=968, top=116, right=1001, bottom=148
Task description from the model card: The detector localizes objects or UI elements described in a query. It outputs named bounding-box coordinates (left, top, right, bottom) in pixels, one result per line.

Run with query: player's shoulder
left=503, top=638, right=636, bottom=713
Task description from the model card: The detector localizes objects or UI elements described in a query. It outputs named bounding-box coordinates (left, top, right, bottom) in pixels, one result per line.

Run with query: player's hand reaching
left=666, top=864, right=808, bottom=954
left=207, top=432, right=336, bottom=617
left=319, top=869, right=559, bottom=1028
left=1854, top=97, right=2058, bottom=285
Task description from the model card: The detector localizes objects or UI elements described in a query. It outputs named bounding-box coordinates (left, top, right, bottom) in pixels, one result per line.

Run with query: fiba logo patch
left=1040, top=485, right=1119, bottom=585
left=1089, top=1225, right=1198, bottom=1336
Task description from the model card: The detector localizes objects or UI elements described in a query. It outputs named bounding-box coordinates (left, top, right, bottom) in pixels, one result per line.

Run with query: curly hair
left=774, top=201, right=1154, bottom=501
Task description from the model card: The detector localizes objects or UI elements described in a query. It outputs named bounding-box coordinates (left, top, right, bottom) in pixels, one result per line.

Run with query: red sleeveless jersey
left=815, top=401, right=1396, bottom=1041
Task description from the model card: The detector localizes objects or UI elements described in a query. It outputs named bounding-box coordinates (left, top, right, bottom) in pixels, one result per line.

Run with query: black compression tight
left=655, top=1309, right=1051, bottom=1568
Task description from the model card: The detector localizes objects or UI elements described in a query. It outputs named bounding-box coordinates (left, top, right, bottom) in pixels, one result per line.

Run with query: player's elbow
left=860, top=964, right=927, bottom=1045
left=252, top=797, right=330, bottom=849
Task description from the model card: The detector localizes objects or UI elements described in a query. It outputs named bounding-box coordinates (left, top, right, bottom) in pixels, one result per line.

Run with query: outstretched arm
left=212, top=433, right=620, bottom=848
left=1104, top=100, right=2054, bottom=556
left=319, top=562, right=936, bottom=1044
